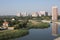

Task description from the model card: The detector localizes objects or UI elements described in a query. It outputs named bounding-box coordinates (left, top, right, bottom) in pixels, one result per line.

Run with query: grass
left=26, top=21, right=50, bottom=29
left=0, top=29, right=29, bottom=40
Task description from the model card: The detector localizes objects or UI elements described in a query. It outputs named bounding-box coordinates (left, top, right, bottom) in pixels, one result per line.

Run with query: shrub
left=14, top=20, right=29, bottom=29
left=0, top=29, right=29, bottom=40
left=26, top=22, right=50, bottom=29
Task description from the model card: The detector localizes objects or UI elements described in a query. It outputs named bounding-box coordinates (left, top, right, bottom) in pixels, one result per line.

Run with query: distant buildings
left=12, top=18, right=15, bottom=21
left=16, top=12, right=21, bottom=17
left=39, top=11, right=48, bottom=16
left=32, top=11, right=48, bottom=17
left=52, top=6, right=58, bottom=21
left=22, top=12, right=28, bottom=17
left=16, top=11, right=48, bottom=17
left=16, top=12, right=29, bottom=17
left=32, top=12, right=38, bottom=17
left=38, top=12, right=41, bottom=16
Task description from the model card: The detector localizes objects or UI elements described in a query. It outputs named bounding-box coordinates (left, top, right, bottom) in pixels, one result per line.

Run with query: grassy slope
left=0, top=29, right=28, bottom=40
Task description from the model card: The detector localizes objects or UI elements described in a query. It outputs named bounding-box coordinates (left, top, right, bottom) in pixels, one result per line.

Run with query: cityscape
left=0, top=0, right=60, bottom=40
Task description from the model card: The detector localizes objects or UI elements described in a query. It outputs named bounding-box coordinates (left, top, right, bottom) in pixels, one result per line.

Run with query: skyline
left=0, top=0, right=60, bottom=15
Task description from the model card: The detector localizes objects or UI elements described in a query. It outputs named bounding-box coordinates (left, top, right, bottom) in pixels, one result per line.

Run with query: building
left=48, top=13, right=52, bottom=16
left=16, top=12, right=22, bottom=17
left=22, top=12, right=28, bottom=17
left=38, top=11, right=48, bottom=16
left=2, top=21, right=9, bottom=29
left=12, top=18, right=15, bottom=21
left=32, top=12, right=38, bottom=17
left=52, top=6, right=58, bottom=21
left=38, top=12, right=41, bottom=17
left=45, top=12, right=48, bottom=16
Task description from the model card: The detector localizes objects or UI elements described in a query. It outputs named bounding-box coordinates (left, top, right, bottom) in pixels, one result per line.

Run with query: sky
left=0, top=0, right=60, bottom=15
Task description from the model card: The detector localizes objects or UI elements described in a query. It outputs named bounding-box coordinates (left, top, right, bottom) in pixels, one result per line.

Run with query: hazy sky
left=0, top=0, right=60, bottom=15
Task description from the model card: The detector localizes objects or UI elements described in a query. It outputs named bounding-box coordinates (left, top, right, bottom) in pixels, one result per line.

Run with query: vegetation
left=14, top=20, right=50, bottom=29
left=14, top=19, right=29, bottom=29
left=0, top=16, right=51, bottom=27
left=0, top=16, right=50, bottom=40
left=31, top=16, right=51, bottom=20
left=26, top=21, right=50, bottom=29
left=0, top=29, right=29, bottom=40
left=0, top=20, right=4, bottom=26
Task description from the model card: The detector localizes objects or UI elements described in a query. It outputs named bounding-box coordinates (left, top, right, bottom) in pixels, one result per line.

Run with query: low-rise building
left=2, top=21, right=9, bottom=29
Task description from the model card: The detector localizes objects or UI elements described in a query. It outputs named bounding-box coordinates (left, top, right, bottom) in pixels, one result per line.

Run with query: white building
left=16, top=12, right=22, bottom=17
left=38, top=12, right=41, bottom=16
left=32, top=12, right=38, bottom=17
left=22, top=12, right=28, bottom=17
left=39, top=11, right=48, bottom=16
left=52, top=6, right=58, bottom=21
left=2, top=21, right=9, bottom=29
left=12, top=18, right=15, bottom=21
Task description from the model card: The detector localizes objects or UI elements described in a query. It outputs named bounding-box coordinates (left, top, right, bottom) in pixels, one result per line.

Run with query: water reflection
left=52, top=22, right=58, bottom=36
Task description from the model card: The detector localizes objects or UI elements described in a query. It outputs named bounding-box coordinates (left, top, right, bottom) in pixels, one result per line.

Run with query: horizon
left=0, top=0, right=60, bottom=15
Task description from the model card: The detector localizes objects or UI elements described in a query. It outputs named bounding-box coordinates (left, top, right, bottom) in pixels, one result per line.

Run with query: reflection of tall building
left=52, top=22, right=58, bottom=36
left=52, top=6, right=58, bottom=21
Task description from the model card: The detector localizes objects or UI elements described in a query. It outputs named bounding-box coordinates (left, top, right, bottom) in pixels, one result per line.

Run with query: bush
left=26, top=22, right=50, bottom=29
left=14, top=20, right=29, bottom=29
left=0, top=29, right=29, bottom=40
left=14, top=24, right=20, bottom=29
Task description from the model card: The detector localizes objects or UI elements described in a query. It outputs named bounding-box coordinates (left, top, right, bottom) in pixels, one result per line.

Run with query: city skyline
left=0, top=0, right=60, bottom=15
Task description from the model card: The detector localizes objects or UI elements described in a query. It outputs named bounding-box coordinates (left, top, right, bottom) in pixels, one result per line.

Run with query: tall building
left=52, top=6, right=58, bottom=21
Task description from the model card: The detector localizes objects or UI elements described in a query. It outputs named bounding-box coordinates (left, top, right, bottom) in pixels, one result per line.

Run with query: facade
left=45, top=12, right=48, bottom=16
left=2, top=21, right=9, bottom=29
left=38, top=11, right=48, bottom=16
left=22, top=12, right=28, bottom=17
left=38, top=12, right=41, bottom=16
left=52, top=6, right=58, bottom=21
left=16, top=12, right=22, bottom=17
left=32, top=12, right=38, bottom=17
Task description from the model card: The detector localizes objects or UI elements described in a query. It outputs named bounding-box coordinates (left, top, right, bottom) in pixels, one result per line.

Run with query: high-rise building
left=52, top=6, right=58, bottom=21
